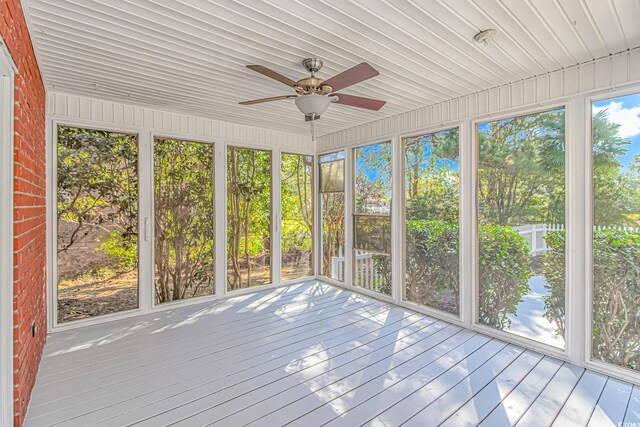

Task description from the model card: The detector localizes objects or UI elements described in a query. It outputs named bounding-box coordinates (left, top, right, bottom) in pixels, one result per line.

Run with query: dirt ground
left=57, top=270, right=139, bottom=323
left=58, top=262, right=313, bottom=323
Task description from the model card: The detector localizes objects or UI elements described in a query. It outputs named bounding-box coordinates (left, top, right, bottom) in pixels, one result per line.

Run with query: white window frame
left=471, top=102, right=570, bottom=361
left=149, top=134, right=219, bottom=309
left=47, top=115, right=318, bottom=330
left=47, top=120, right=145, bottom=331
left=0, top=36, right=16, bottom=427
left=316, top=148, right=347, bottom=287
left=350, top=139, right=395, bottom=304
left=396, top=124, right=465, bottom=326
left=279, top=151, right=316, bottom=285
left=224, top=143, right=277, bottom=295
left=583, top=85, right=640, bottom=385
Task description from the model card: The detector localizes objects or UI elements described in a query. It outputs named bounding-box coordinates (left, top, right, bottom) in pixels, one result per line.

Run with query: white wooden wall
left=47, top=92, right=313, bottom=151
left=318, top=48, right=640, bottom=149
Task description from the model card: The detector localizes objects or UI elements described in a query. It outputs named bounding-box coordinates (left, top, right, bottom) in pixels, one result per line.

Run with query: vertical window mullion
left=462, top=120, right=474, bottom=328
left=391, top=136, right=403, bottom=304
left=272, top=150, right=282, bottom=286
left=566, top=97, right=586, bottom=366
left=345, top=148, right=354, bottom=288
left=215, top=142, right=227, bottom=297
left=139, top=131, right=153, bottom=313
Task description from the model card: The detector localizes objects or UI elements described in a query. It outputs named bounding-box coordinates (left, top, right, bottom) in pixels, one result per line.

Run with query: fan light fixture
left=294, top=93, right=336, bottom=116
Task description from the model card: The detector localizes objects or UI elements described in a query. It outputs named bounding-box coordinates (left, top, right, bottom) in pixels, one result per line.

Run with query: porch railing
left=330, top=249, right=383, bottom=291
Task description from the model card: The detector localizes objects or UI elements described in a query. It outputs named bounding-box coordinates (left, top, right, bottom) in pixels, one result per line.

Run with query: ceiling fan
left=239, top=58, right=386, bottom=123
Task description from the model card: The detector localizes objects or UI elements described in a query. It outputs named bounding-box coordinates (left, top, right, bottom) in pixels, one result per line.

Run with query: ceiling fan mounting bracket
left=302, top=58, right=324, bottom=76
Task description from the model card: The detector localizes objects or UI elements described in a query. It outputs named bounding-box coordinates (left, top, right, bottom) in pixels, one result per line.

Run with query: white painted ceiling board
left=24, top=0, right=640, bottom=136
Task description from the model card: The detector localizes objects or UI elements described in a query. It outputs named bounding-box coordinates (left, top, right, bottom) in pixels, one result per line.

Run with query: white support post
left=391, top=135, right=403, bottom=304
left=313, top=154, right=320, bottom=278
left=567, top=96, right=586, bottom=365
left=344, top=148, right=354, bottom=288
left=460, top=120, right=474, bottom=328
left=215, top=141, right=227, bottom=297
left=272, top=150, right=282, bottom=286
left=138, top=131, right=153, bottom=313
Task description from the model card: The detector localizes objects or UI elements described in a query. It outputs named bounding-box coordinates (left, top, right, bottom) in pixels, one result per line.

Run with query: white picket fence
left=330, top=248, right=383, bottom=291
left=513, top=224, right=564, bottom=255
left=515, top=223, right=640, bottom=255
left=330, top=223, right=640, bottom=286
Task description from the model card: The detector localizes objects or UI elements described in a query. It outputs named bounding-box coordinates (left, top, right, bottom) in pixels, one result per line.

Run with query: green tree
left=281, top=154, right=314, bottom=279
left=57, top=126, right=138, bottom=275
left=154, top=139, right=215, bottom=303
left=227, top=147, right=272, bottom=290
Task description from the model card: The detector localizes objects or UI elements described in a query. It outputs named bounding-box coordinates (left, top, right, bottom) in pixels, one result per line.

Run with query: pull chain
left=310, top=117, right=316, bottom=141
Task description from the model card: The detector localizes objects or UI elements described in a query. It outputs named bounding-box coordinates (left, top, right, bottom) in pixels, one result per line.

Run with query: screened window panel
left=476, top=108, right=565, bottom=349
left=56, top=126, right=139, bottom=323
left=591, top=93, right=640, bottom=372
left=319, top=152, right=346, bottom=281
left=353, top=142, right=392, bottom=296
left=281, top=153, right=314, bottom=281
left=403, top=128, right=460, bottom=315
left=226, top=146, right=272, bottom=291
left=154, top=138, right=215, bottom=304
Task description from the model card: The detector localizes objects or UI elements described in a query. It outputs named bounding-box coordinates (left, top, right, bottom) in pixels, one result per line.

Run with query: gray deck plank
left=587, top=377, right=632, bottom=427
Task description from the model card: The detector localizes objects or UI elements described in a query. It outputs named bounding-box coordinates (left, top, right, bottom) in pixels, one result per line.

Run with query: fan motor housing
left=294, top=76, right=332, bottom=96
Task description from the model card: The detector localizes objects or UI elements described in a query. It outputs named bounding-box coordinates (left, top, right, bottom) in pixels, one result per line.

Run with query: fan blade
left=332, top=93, right=385, bottom=111
left=239, top=95, right=297, bottom=105
left=246, top=65, right=298, bottom=87
left=320, top=63, right=379, bottom=92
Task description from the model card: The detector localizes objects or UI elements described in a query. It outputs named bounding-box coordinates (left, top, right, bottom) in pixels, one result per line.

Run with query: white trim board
left=0, top=35, right=16, bottom=427
left=317, top=48, right=640, bottom=150
left=47, top=92, right=313, bottom=151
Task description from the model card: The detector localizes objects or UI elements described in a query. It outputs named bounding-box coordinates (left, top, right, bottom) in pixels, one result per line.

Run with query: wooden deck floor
left=25, top=281, right=640, bottom=426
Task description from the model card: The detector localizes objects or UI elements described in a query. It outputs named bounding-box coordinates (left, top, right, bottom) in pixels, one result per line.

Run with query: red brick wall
left=0, top=1, right=47, bottom=426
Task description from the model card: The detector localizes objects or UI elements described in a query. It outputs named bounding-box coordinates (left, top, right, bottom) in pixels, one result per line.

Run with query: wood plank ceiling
left=24, top=0, right=640, bottom=137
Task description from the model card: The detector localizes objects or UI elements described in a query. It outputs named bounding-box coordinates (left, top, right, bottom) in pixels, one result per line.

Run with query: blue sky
left=414, top=137, right=459, bottom=172
left=593, top=93, right=640, bottom=168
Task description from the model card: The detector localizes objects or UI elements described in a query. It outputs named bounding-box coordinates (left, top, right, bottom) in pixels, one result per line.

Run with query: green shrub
left=371, top=254, right=392, bottom=296
left=541, top=231, right=565, bottom=337
left=100, top=230, right=138, bottom=272
left=405, top=220, right=459, bottom=313
left=402, top=220, right=531, bottom=328
left=478, top=225, right=532, bottom=329
left=544, top=229, right=640, bottom=370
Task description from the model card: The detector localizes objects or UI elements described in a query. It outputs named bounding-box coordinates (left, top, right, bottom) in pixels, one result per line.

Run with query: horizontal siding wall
left=318, top=48, right=640, bottom=149
left=47, top=92, right=313, bottom=152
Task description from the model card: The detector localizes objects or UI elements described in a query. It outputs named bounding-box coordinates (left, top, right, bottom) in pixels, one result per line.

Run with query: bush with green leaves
left=400, top=220, right=531, bottom=328
left=541, top=230, right=565, bottom=337
left=544, top=229, right=640, bottom=370
left=478, top=225, right=532, bottom=329
left=370, top=254, right=392, bottom=295
left=405, top=220, right=459, bottom=313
